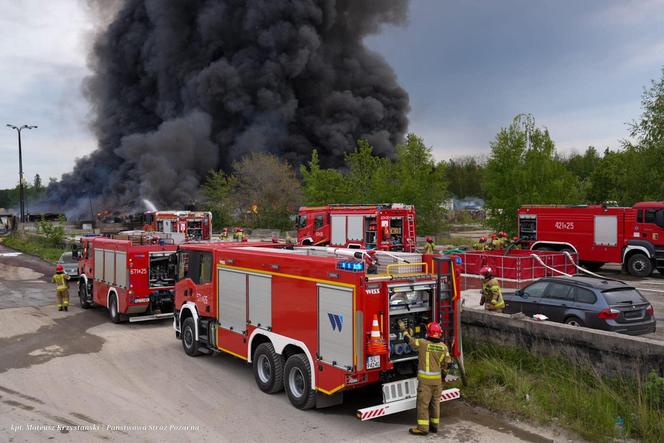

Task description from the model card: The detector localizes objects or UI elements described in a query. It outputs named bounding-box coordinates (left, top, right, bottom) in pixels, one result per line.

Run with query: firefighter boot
left=408, top=427, right=428, bottom=436
left=429, top=425, right=438, bottom=434
left=64, top=306, right=68, bottom=311
left=58, top=306, right=63, bottom=311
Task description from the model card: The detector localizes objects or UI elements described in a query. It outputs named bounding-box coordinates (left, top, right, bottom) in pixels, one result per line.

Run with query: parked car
left=504, top=276, right=656, bottom=336
left=57, top=251, right=79, bottom=278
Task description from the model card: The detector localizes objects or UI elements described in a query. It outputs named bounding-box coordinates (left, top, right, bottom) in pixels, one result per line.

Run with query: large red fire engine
left=296, top=204, right=417, bottom=252
left=76, top=234, right=178, bottom=322
left=518, top=202, right=664, bottom=276
left=143, top=210, right=213, bottom=241
left=173, top=243, right=462, bottom=417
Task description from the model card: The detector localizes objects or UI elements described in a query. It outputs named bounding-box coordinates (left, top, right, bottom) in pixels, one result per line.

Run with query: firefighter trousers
left=56, top=288, right=69, bottom=309
left=416, top=381, right=443, bottom=431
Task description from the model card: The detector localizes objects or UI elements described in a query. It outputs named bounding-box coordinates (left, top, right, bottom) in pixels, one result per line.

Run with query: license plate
left=366, top=355, right=381, bottom=369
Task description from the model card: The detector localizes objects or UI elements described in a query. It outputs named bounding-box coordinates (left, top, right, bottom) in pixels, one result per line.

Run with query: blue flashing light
left=455, top=256, right=462, bottom=265
left=337, top=260, right=364, bottom=272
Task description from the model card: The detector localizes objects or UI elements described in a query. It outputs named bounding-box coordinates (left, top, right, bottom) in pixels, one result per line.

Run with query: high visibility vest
left=482, top=278, right=505, bottom=309
left=408, top=337, right=451, bottom=385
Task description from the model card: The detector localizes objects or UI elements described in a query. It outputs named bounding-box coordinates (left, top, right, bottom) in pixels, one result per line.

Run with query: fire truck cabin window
left=296, top=215, right=306, bottom=229
left=314, top=215, right=324, bottom=230
left=178, top=251, right=189, bottom=280
left=637, top=210, right=643, bottom=223
left=199, top=253, right=212, bottom=284
left=645, top=210, right=657, bottom=224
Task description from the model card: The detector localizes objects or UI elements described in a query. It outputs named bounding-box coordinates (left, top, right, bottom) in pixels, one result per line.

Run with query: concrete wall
left=461, top=309, right=664, bottom=378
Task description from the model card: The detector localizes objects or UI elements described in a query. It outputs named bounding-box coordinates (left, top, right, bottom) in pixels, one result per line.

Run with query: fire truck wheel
left=627, top=253, right=653, bottom=277
left=253, top=343, right=284, bottom=394
left=182, top=317, right=202, bottom=357
left=109, top=294, right=123, bottom=323
left=283, top=354, right=316, bottom=410
left=78, top=283, right=91, bottom=309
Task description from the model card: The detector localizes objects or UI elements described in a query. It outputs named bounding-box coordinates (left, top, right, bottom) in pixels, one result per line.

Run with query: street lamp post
left=6, top=124, right=37, bottom=223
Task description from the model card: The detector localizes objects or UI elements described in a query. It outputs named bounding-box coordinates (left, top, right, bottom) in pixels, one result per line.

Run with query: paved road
left=0, top=242, right=579, bottom=442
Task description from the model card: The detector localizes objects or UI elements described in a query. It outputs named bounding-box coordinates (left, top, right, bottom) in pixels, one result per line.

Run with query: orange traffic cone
left=367, top=314, right=387, bottom=355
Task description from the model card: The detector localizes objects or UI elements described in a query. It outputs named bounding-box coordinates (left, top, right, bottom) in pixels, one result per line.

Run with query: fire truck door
left=162, top=220, right=173, bottom=233
left=217, top=268, right=248, bottom=334
left=318, top=284, right=354, bottom=370
left=331, top=215, right=346, bottom=246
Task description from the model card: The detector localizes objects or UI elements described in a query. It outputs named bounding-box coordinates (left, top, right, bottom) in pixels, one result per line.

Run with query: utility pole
left=6, top=124, right=37, bottom=222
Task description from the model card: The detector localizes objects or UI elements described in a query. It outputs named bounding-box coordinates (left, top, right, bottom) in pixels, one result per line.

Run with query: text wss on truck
left=143, top=210, right=213, bottom=241
left=296, top=204, right=417, bottom=252
left=75, top=233, right=178, bottom=322
left=173, top=242, right=464, bottom=418
left=518, top=202, right=664, bottom=277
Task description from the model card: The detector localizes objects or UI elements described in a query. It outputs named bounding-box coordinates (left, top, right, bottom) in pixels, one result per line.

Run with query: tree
left=204, top=153, right=302, bottom=230
left=483, top=114, right=584, bottom=233
left=444, top=156, right=485, bottom=198
left=300, top=150, right=347, bottom=205
left=33, top=174, right=43, bottom=193
left=564, top=147, right=601, bottom=182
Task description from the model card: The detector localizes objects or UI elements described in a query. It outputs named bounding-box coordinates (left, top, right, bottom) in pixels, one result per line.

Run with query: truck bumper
left=356, top=377, right=460, bottom=421
left=128, top=312, right=174, bottom=323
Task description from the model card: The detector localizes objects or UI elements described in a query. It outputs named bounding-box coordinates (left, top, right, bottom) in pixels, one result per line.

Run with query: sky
left=1, top=0, right=663, bottom=188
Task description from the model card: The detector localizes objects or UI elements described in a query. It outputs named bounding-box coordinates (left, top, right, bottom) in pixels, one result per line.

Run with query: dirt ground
left=0, top=243, right=581, bottom=442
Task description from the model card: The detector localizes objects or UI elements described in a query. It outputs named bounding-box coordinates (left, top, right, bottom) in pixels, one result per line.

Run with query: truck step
left=356, top=387, right=460, bottom=421
left=129, top=312, right=174, bottom=323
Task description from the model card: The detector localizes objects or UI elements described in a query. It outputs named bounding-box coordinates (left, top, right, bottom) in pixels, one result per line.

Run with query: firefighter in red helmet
left=479, top=266, right=505, bottom=312
left=423, top=236, right=435, bottom=254
left=398, top=320, right=452, bottom=435
left=52, top=264, right=71, bottom=311
left=221, top=227, right=229, bottom=240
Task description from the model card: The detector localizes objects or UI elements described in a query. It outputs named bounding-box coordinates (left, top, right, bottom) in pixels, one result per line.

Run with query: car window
left=314, top=215, right=324, bottom=230
left=523, top=281, right=549, bottom=298
left=199, top=252, right=213, bottom=284
left=573, top=287, right=597, bottom=304
left=602, top=288, right=646, bottom=305
left=543, top=283, right=574, bottom=301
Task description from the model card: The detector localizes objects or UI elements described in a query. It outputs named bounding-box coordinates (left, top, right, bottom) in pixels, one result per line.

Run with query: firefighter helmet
left=223, top=227, right=228, bottom=232
left=426, top=322, right=442, bottom=339
left=499, top=231, right=508, bottom=238
left=491, top=233, right=497, bottom=239
left=480, top=266, right=493, bottom=278
left=425, top=236, right=433, bottom=243
left=479, top=236, right=487, bottom=243
left=56, top=264, right=64, bottom=272
left=512, top=236, right=519, bottom=242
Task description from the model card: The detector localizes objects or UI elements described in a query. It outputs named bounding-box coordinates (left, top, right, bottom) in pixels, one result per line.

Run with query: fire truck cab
left=518, top=202, right=664, bottom=276
left=173, top=242, right=462, bottom=417
left=296, top=204, right=416, bottom=252
left=143, top=210, right=213, bottom=241
left=76, top=234, right=178, bottom=322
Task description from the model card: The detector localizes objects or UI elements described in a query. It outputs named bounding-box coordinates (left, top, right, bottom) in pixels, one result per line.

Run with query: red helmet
left=512, top=236, right=519, bottom=241
left=479, top=237, right=487, bottom=242
left=426, top=322, right=442, bottom=339
left=491, top=233, right=497, bottom=239
left=223, top=227, right=228, bottom=232
left=56, top=264, right=64, bottom=272
left=480, top=266, right=493, bottom=278
left=425, top=236, right=433, bottom=243
left=499, top=231, right=507, bottom=238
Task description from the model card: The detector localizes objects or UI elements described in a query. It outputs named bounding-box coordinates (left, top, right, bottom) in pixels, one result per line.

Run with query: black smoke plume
left=52, top=0, right=410, bottom=216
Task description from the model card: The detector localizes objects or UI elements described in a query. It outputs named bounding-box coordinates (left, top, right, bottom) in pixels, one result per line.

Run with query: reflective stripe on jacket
left=407, top=336, right=451, bottom=384
left=482, top=278, right=505, bottom=309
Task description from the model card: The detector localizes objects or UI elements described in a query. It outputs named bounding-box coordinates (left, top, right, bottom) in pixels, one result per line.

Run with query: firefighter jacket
left=52, top=272, right=70, bottom=291
left=423, top=242, right=435, bottom=254
left=404, top=335, right=452, bottom=385
left=481, top=277, right=505, bottom=310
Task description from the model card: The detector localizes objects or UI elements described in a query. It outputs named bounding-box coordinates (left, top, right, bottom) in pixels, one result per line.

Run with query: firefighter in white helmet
left=479, top=266, right=505, bottom=312
left=398, top=320, right=451, bottom=435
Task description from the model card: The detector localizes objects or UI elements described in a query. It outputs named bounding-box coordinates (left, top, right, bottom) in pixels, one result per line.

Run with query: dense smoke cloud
left=52, top=0, right=410, bottom=215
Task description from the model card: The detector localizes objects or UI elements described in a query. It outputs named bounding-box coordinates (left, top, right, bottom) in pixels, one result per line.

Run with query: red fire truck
left=173, top=243, right=462, bottom=417
left=518, top=202, right=664, bottom=276
left=143, top=210, right=213, bottom=241
left=296, top=204, right=417, bottom=252
left=76, top=234, right=178, bottom=322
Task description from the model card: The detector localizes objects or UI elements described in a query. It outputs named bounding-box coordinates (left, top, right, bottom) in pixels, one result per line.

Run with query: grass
left=3, top=232, right=67, bottom=263
left=462, top=341, right=664, bottom=442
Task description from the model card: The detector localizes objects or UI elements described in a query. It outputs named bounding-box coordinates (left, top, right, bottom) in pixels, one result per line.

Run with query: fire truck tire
left=627, top=253, right=653, bottom=277
left=109, top=294, right=124, bottom=323
left=252, top=343, right=284, bottom=394
left=78, top=283, right=91, bottom=309
left=283, top=354, right=316, bottom=410
left=182, top=317, right=202, bottom=357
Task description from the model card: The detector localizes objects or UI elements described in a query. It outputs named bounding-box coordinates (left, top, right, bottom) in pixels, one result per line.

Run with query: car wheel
left=253, top=343, right=284, bottom=394
left=283, top=354, right=316, bottom=410
left=78, top=282, right=91, bottom=309
left=181, top=317, right=202, bottom=357
left=627, top=253, right=653, bottom=277
left=564, top=316, right=584, bottom=327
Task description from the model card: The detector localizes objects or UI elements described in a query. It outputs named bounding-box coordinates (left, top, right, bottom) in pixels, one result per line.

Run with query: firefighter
left=479, top=266, right=505, bottom=312
left=398, top=320, right=451, bottom=436
left=423, top=236, right=435, bottom=254
left=52, top=264, right=70, bottom=311
left=221, top=227, right=229, bottom=240
left=472, top=236, right=487, bottom=250
left=233, top=227, right=244, bottom=241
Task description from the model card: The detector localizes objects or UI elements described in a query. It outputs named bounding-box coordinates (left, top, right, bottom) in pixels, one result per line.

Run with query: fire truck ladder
left=406, top=215, right=416, bottom=252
